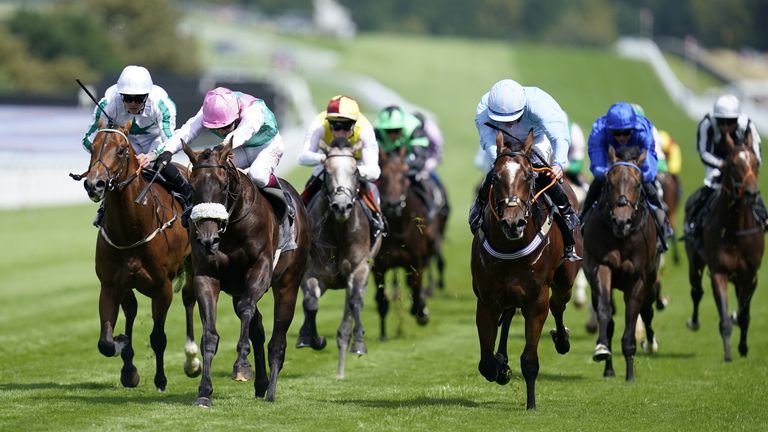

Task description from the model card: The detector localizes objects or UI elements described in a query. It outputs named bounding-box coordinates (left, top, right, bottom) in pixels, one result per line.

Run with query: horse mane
left=329, top=137, right=353, bottom=149
left=615, top=145, right=642, bottom=162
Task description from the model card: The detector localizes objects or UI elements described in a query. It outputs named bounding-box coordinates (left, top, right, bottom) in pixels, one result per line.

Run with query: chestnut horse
left=373, top=147, right=443, bottom=340
left=471, top=130, right=580, bottom=410
left=582, top=146, right=660, bottom=381
left=79, top=121, right=200, bottom=391
left=684, top=131, right=764, bottom=362
left=295, top=137, right=382, bottom=379
left=183, top=140, right=310, bottom=406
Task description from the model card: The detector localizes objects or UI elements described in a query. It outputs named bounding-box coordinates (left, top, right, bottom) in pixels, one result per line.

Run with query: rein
left=191, top=161, right=257, bottom=230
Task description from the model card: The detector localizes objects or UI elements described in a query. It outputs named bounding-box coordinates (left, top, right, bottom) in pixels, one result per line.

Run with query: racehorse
left=182, top=139, right=310, bottom=406
left=373, top=147, right=444, bottom=340
left=658, top=172, right=682, bottom=264
left=684, top=130, right=764, bottom=362
left=582, top=145, right=661, bottom=381
left=78, top=121, right=200, bottom=391
left=471, top=130, right=580, bottom=410
left=295, top=137, right=382, bottom=378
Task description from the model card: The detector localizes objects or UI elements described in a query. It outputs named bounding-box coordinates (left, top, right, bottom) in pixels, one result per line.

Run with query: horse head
left=183, top=138, right=236, bottom=254
left=84, top=120, right=137, bottom=202
left=490, top=129, right=535, bottom=240
left=721, top=130, right=759, bottom=200
left=604, top=145, right=646, bottom=237
left=320, top=137, right=361, bottom=221
left=378, top=146, right=410, bottom=217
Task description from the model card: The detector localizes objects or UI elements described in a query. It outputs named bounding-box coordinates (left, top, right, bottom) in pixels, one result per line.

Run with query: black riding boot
left=301, top=173, right=323, bottom=205
left=363, top=181, right=386, bottom=238
left=263, top=175, right=296, bottom=225
left=750, top=193, right=768, bottom=231
left=542, top=179, right=581, bottom=262
left=685, top=186, right=715, bottom=236
left=579, top=177, right=605, bottom=221
left=644, top=182, right=671, bottom=252
left=162, top=162, right=194, bottom=228
left=469, top=171, right=493, bottom=235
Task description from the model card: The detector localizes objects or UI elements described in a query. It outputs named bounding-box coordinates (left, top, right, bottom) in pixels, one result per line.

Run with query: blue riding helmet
left=605, top=102, right=637, bottom=131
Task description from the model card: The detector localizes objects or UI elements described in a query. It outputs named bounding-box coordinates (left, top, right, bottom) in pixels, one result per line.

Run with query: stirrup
left=563, top=245, right=582, bottom=262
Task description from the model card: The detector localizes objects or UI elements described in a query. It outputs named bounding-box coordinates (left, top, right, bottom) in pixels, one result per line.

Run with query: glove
left=155, top=151, right=173, bottom=168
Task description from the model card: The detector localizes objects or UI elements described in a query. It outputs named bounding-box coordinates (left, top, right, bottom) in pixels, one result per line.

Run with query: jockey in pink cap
left=163, top=87, right=291, bottom=225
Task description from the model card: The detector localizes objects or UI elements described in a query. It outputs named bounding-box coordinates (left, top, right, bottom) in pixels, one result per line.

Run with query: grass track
left=1, top=33, right=767, bottom=431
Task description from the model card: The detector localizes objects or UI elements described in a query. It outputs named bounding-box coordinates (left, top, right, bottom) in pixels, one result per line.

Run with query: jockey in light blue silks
left=581, top=101, right=671, bottom=251
left=470, top=79, right=581, bottom=262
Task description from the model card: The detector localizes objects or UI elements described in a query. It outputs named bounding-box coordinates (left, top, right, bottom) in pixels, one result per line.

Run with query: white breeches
left=232, top=134, right=284, bottom=187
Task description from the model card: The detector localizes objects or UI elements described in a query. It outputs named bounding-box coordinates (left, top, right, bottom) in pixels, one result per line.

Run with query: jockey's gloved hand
left=155, top=151, right=173, bottom=168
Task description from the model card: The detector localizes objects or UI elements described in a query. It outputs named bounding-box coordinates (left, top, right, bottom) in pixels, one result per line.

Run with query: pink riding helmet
left=202, top=87, right=240, bottom=128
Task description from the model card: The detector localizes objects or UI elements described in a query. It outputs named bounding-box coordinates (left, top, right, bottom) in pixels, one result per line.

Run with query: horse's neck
left=713, top=192, right=755, bottom=230
left=229, top=172, right=266, bottom=226
left=103, top=171, right=155, bottom=236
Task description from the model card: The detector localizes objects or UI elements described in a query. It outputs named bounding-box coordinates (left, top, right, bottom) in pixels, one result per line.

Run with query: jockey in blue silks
left=581, top=102, right=671, bottom=251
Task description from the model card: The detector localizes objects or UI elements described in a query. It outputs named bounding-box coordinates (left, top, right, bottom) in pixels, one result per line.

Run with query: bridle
left=89, top=128, right=140, bottom=191
left=323, top=152, right=360, bottom=206
left=604, top=161, right=644, bottom=217
left=190, top=160, right=255, bottom=233
left=722, top=147, right=758, bottom=200
left=488, top=150, right=556, bottom=223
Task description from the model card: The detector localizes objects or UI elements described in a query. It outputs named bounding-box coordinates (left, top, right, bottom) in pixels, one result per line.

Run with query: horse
left=77, top=121, right=201, bottom=391
left=581, top=145, right=661, bottom=381
left=684, top=130, right=764, bottom=362
left=471, top=130, right=580, bottom=410
left=658, top=172, right=682, bottom=264
left=295, top=137, right=382, bottom=379
left=372, top=146, right=444, bottom=340
left=182, top=139, right=310, bottom=406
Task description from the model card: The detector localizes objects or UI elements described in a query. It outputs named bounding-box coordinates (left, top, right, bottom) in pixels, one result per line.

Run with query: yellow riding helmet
left=326, top=95, right=360, bottom=121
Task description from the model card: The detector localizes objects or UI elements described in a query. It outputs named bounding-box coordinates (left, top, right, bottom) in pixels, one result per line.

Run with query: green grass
left=2, top=33, right=768, bottom=431
left=663, top=52, right=724, bottom=95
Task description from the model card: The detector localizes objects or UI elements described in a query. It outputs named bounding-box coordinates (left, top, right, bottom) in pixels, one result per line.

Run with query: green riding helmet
left=375, top=106, right=406, bottom=130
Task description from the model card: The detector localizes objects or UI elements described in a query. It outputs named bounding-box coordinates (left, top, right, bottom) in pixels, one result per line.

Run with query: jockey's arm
left=298, top=117, right=326, bottom=166
left=748, top=120, right=762, bottom=165
left=226, top=103, right=265, bottom=149
left=641, top=131, right=658, bottom=183
left=697, top=117, right=723, bottom=169
left=357, top=125, right=381, bottom=181
left=587, top=127, right=609, bottom=180
left=163, top=108, right=205, bottom=155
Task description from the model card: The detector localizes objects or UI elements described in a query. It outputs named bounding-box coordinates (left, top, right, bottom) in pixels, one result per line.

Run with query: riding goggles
left=121, top=94, right=149, bottom=104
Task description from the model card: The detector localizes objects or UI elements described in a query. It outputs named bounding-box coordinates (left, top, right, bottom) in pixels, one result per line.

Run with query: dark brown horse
left=79, top=121, right=200, bottom=391
left=582, top=146, right=660, bottom=381
left=372, top=147, right=443, bottom=340
left=658, top=172, right=682, bottom=264
left=182, top=140, right=310, bottom=406
left=684, top=131, right=764, bottom=362
left=471, top=130, right=580, bottom=410
left=295, top=137, right=382, bottom=379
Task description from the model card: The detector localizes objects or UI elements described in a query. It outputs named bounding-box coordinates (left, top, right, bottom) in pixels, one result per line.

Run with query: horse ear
left=637, top=150, right=647, bottom=166
left=98, top=119, right=105, bottom=129
left=495, top=131, right=503, bottom=157
left=181, top=139, right=197, bottom=163
left=352, top=141, right=363, bottom=155
left=523, top=128, right=534, bottom=155
left=318, top=140, right=330, bottom=154
left=724, top=130, right=736, bottom=152
left=608, top=144, right=617, bottom=163
left=120, top=120, right=132, bottom=134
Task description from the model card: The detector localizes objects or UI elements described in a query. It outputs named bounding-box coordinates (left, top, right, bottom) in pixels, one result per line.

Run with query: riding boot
left=645, top=182, right=671, bottom=252
left=162, top=162, right=194, bottom=228
left=410, top=174, right=436, bottom=219
left=542, top=180, right=581, bottom=262
left=469, top=171, right=493, bottom=235
left=300, top=173, right=323, bottom=205
left=431, top=171, right=450, bottom=218
left=579, top=177, right=605, bottom=222
left=750, top=193, right=768, bottom=231
left=363, top=181, right=386, bottom=237
left=685, top=186, right=714, bottom=236
left=93, top=201, right=105, bottom=228
left=263, top=174, right=295, bottom=225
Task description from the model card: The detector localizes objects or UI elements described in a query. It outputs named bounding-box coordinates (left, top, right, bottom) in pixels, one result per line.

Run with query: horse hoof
left=184, top=357, right=202, bottom=378
left=603, top=368, right=616, bottom=378
left=312, top=336, right=327, bottom=350
left=296, top=335, right=327, bottom=350
left=550, top=329, right=571, bottom=354
left=641, top=337, right=658, bottom=354
left=120, top=366, right=140, bottom=388
left=194, top=397, right=212, bottom=408
left=686, top=319, right=700, bottom=331
left=593, top=344, right=611, bottom=362
left=350, top=341, right=367, bottom=355
left=496, top=365, right=512, bottom=385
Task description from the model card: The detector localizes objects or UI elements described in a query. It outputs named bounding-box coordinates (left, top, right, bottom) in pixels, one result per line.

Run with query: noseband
left=190, top=161, right=254, bottom=232
left=605, top=161, right=643, bottom=214
left=324, top=153, right=360, bottom=204
left=90, top=129, right=138, bottom=191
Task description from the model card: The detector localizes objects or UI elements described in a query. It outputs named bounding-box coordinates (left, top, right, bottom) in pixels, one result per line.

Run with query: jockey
left=82, top=65, right=186, bottom=227
left=163, top=86, right=292, bottom=226
left=297, top=95, right=385, bottom=237
left=414, top=111, right=450, bottom=219
left=374, top=106, right=439, bottom=217
left=565, top=119, right=587, bottom=188
left=471, top=79, right=581, bottom=262
left=581, top=102, right=671, bottom=251
left=688, top=94, right=767, bottom=232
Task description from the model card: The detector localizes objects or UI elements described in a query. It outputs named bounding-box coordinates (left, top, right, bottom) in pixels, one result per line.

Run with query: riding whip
left=76, top=79, right=116, bottom=127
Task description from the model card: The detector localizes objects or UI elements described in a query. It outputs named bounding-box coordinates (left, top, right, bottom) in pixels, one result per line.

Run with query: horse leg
left=373, top=268, right=390, bottom=341
left=686, top=245, right=705, bottom=331
left=265, top=268, right=301, bottom=402
left=119, top=290, right=140, bottom=388
left=250, top=306, right=268, bottom=398
left=549, top=275, right=573, bottom=355
left=296, top=277, right=326, bottom=350
left=194, top=276, right=221, bottom=408
left=622, top=284, right=644, bottom=382
left=97, top=284, right=122, bottom=358
left=593, top=265, right=613, bottom=363
left=181, top=269, right=201, bottom=378
left=407, top=268, right=429, bottom=325
left=149, top=284, right=172, bottom=391
left=231, top=295, right=254, bottom=382
left=521, top=293, right=547, bottom=410
left=735, top=275, right=756, bottom=357
left=710, top=272, right=733, bottom=362
left=640, top=291, right=658, bottom=354
left=475, top=299, right=501, bottom=383
left=494, top=309, right=514, bottom=385
left=348, top=266, right=369, bottom=356
left=336, top=294, right=354, bottom=379
left=436, top=248, right=446, bottom=291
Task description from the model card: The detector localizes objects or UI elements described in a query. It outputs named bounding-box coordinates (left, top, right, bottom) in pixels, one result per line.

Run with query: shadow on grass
left=331, top=396, right=507, bottom=409
left=0, top=382, right=198, bottom=405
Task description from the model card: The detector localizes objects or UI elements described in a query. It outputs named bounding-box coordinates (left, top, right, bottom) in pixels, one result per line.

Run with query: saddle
left=261, top=179, right=296, bottom=225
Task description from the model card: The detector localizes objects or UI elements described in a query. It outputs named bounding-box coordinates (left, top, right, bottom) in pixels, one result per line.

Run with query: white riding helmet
left=713, top=94, right=740, bottom=119
left=487, top=79, right=527, bottom=122
left=116, top=65, right=153, bottom=95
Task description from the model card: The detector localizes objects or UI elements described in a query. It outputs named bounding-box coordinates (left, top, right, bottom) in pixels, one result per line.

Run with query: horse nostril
left=345, top=203, right=353, bottom=212
left=516, top=219, right=526, bottom=228
left=95, top=180, right=106, bottom=189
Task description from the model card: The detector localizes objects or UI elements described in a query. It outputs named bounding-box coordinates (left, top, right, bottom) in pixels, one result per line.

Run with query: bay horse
left=373, top=146, right=443, bottom=340
left=471, top=130, right=580, bottom=410
left=295, top=137, right=382, bottom=379
left=684, top=130, right=764, bottom=362
left=182, top=139, right=310, bottom=406
left=582, top=145, right=660, bottom=381
left=78, top=121, right=201, bottom=391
